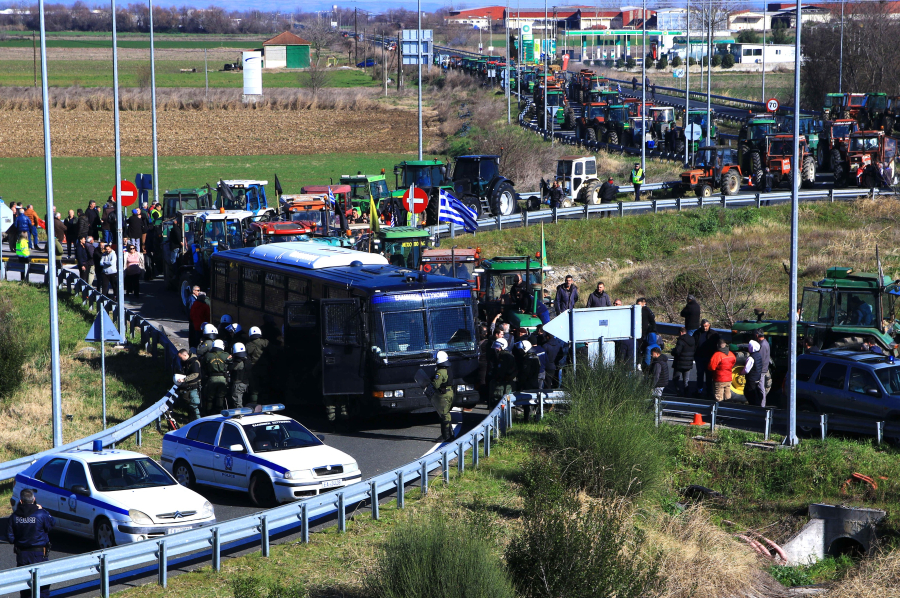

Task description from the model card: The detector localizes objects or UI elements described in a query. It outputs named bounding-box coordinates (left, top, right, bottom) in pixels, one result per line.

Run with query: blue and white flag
left=438, top=188, right=478, bottom=233
left=326, top=186, right=336, bottom=206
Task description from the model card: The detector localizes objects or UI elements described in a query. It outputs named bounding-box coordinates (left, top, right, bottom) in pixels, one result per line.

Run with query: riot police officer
left=6, top=488, right=54, bottom=598
left=196, top=323, right=218, bottom=359
left=202, top=339, right=231, bottom=414
left=245, top=326, right=270, bottom=404
left=431, top=351, right=454, bottom=441
left=229, top=342, right=251, bottom=409
left=176, top=348, right=202, bottom=421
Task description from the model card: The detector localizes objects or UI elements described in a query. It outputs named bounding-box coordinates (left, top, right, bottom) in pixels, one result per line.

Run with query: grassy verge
left=0, top=152, right=436, bottom=216
left=0, top=284, right=172, bottom=504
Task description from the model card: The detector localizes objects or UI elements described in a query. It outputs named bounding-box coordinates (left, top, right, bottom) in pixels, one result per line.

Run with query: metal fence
left=0, top=268, right=182, bottom=482
left=0, top=397, right=515, bottom=598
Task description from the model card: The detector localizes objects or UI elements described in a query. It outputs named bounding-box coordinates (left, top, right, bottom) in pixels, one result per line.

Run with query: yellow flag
left=541, top=223, right=548, bottom=268
left=369, top=198, right=380, bottom=233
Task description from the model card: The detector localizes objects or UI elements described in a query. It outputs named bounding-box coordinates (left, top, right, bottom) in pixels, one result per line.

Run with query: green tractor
left=450, top=155, right=519, bottom=218
left=737, top=113, right=779, bottom=188
left=161, top=186, right=213, bottom=220
left=535, top=88, right=574, bottom=130
left=370, top=225, right=433, bottom=270
left=672, top=110, right=718, bottom=154
left=602, top=104, right=634, bottom=145
left=780, top=114, right=824, bottom=166
left=862, top=92, right=889, bottom=130
left=730, top=266, right=900, bottom=404
left=475, top=256, right=551, bottom=334
left=823, top=92, right=845, bottom=120
left=340, top=172, right=391, bottom=213
left=391, top=160, right=453, bottom=226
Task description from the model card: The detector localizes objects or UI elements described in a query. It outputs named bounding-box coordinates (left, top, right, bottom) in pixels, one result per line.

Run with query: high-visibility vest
left=16, top=237, right=30, bottom=258
left=631, top=168, right=644, bottom=185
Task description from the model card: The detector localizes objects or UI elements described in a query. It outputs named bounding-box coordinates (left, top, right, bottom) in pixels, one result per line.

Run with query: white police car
left=11, top=444, right=216, bottom=548
left=160, top=404, right=361, bottom=507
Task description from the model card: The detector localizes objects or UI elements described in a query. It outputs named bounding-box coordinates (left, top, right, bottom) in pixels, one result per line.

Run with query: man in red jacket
left=707, top=339, right=736, bottom=402
left=189, top=293, right=211, bottom=349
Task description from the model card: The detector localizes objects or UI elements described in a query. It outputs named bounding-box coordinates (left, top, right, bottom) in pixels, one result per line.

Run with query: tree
left=299, top=55, right=333, bottom=93
left=771, top=21, right=791, bottom=44
left=656, top=55, right=668, bottom=70
left=721, top=53, right=734, bottom=68
left=696, top=241, right=768, bottom=327
left=736, top=29, right=759, bottom=44
left=626, top=56, right=636, bottom=69
left=711, top=54, right=721, bottom=67
left=671, top=55, right=682, bottom=68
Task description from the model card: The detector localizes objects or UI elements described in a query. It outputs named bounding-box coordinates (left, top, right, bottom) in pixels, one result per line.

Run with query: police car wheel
left=249, top=473, right=277, bottom=508
left=95, top=518, right=117, bottom=549
left=174, top=460, right=196, bottom=489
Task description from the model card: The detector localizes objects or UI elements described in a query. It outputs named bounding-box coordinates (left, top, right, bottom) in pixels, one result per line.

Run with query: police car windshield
left=373, top=291, right=476, bottom=357
left=89, top=458, right=175, bottom=491
left=876, top=366, right=900, bottom=394
left=242, top=419, right=322, bottom=453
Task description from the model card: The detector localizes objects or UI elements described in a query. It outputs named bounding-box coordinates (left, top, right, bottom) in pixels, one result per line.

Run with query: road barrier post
left=484, top=423, right=491, bottom=457
left=260, top=515, right=270, bottom=557
left=676, top=197, right=681, bottom=211
left=397, top=471, right=405, bottom=508
left=450, top=222, right=455, bottom=238
left=877, top=421, right=884, bottom=445
left=473, top=434, right=479, bottom=467
left=31, top=568, right=40, bottom=598
left=100, top=553, right=109, bottom=597
left=337, top=492, right=346, bottom=532
left=442, top=451, right=449, bottom=484
left=300, top=503, right=309, bottom=544
left=652, top=200, right=658, bottom=213
left=820, top=414, right=828, bottom=441
left=420, top=460, right=428, bottom=495
left=765, top=409, right=772, bottom=440
left=756, top=194, right=761, bottom=208
left=457, top=442, right=465, bottom=475
left=157, top=540, right=167, bottom=587
left=710, top=403, right=718, bottom=433
left=370, top=481, right=379, bottom=520
left=212, top=527, right=221, bottom=572
left=654, top=397, right=660, bottom=427
left=618, top=202, right=624, bottom=218
left=496, top=214, right=501, bottom=231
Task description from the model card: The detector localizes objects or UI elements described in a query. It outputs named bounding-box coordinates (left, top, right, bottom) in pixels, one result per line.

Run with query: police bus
left=209, top=242, right=480, bottom=414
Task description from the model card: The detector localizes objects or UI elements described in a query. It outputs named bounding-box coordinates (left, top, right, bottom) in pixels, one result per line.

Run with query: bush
left=688, top=56, right=698, bottom=66
left=712, top=54, right=722, bottom=67
left=231, top=575, right=306, bottom=598
left=615, top=58, right=625, bottom=69
left=737, top=29, right=760, bottom=43
left=367, top=513, right=515, bottom=598
left=722, top=53, right=735, bottom=68
left=625, top=57, right=636, bottom=69
left=0, top=298, right=26, bottom=402
left=506, top=457, right=661, bottom=598
left=671, top=55, right=682, bottom=68
left=551, top=362, right=667, bottom=498
left=656, top=56, right=668, bottom=70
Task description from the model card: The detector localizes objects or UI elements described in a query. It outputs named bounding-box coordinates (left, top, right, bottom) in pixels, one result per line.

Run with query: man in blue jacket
left=7, top=488, right=55, bottom=598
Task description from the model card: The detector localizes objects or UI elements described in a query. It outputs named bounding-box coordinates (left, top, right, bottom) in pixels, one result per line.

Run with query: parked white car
left=161, top=405, right=361, bottom=507
left=12, top=447, right=216, bottom=548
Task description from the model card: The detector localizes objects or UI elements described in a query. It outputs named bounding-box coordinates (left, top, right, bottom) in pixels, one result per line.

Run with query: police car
left=11, top=444, right=216, bottom=548
left=160, top=405, right=361, bottom=507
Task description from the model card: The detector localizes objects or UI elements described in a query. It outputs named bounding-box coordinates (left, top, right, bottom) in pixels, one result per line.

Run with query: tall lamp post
left=112, top=0, right=126, bottom=336
left=685, top=0, right=690, bottom=165
left=787, top=0, right=802, bottom=447
left=149, top=0, right=158, bottom=208
left=640, top=0, right=646, bottom=172
left=705, top=0, right=712, bottom=145
left=838, top=0, right=844, bottom=93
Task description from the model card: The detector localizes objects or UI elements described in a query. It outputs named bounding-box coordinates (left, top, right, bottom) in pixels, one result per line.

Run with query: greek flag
left=438, top=188, right=478, bottom=233
left=327, top=186, right=336, bottom=205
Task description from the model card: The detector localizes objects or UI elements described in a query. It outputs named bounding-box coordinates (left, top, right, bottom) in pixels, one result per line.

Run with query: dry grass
left=825, top=550, right=900, bottom=598
left=0, top=85, right=388, bottom=111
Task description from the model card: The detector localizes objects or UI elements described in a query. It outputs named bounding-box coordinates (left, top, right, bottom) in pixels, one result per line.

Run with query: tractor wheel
left=560, top=197, right=574, bottom=208
left=750, top=151, right=764, bottom=189
left=424, top=190, right=440, bottom=226
left=816, top=146, right=824, bottom=169
left=801, top=155, right=817, bottom=189
left=580, top=180, right=603, bottom=205
left=696, top=184, right=713, bottom=198
left=831, top=148, right=847, bottom=187
left=461, top=194, right=482, bottom=220
left=723, top=170, right=741, bottom=196
left=586, top=127, right=597, bottom=142
left=490, top=181, right=517, bottom=217
left=607, top=130, right=619, bottom=145
left=674, top=137, right=686, bottom=155
left=564, top=108, right=576, bottom=130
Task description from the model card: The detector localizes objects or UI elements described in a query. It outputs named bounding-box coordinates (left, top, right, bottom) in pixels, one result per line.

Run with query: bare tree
left=299, top=55, right=332, bottom=94
left=696, top=241, right=769, bottom=327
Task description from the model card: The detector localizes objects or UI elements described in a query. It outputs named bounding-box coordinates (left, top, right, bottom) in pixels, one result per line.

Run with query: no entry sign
left=402, top=185, right=429, bottom=213
left=111, top=180, right=138, bottom=207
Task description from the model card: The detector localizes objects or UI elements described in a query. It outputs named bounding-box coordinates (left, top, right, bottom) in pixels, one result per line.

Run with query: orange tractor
left=678, top=146, right=743, bottom=197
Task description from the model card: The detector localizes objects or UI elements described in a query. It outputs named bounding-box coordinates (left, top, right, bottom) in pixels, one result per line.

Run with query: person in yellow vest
left=631, top=162, right=645, bottom=201
left=15, top=232, right=30, bottom=264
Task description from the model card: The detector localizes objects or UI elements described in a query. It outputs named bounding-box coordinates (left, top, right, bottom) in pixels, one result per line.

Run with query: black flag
left=274, top=174, right=283, bottom=196
left=217, top=180, right=235, bottom=207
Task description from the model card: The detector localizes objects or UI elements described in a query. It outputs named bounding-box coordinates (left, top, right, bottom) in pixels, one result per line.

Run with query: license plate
left=321, top=480, right=342, bottom=489
left=166, top=526, right=189, bottom=535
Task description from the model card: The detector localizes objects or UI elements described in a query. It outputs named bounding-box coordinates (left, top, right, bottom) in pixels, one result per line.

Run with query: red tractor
left=246, top=220, right=316, bottom=246
left=818, top=119, right=859, bottom=173
left=762, top=134, right=817, bottom=189
left=838, top=130, right=899, bottom=188
left=678, top=146, right=743, bottom=197
left=575, top=102, right=608, bottom=142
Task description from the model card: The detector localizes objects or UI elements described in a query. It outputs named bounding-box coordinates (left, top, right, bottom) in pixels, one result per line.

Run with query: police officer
left=245, top=326, right=270, bottom=404
left=229, top=342, right=251, bottom=409
left=631, top=162, right=645, bottom=201
left=202, top=339, right=231, bottom=414
left=176, top=348, right=202, bottom=421
left=6, top=488, right=54, bottom=598
left=196, top=323, right=218, bottom=360
left=431, top=351, right=454, bottom=441
left=489, top=338, right=517, bottom=404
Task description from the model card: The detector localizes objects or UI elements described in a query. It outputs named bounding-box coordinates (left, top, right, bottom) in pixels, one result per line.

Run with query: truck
left=678, top=146, right=743, bottom=197
left=730, top=266, right=900, bottom=404
left=475, top=256, right=551, bottom=334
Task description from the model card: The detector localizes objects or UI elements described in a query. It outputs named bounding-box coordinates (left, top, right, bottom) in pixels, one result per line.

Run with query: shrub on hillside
left=616, top=58, right=625, bottom=68
left=0, top=298, right=26, bottom=402
left=552, top=362, right=667, bottom=498
left=656, top=56, right=669, bottom=70
left=506, top=456, right=661, bottom=598
left=367, top=513, right=515, bottom=598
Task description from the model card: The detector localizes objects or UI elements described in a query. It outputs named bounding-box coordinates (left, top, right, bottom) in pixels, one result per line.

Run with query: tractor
left=861, top=93, right=889, bottom=130
left=339, top=172, right=391, bottom=213
left=571, top=69, right=606, bottom=104
left=553, top=156, right=603, bottom=205
left=474, top=256, right=552, bottom=334
left=823, top=92, right=845, bottom=120
left=535, top=88, right=575, bottom=130
left=818, top=119, right=859, bottom=173
left=737, top=113, right=779, bottom=188
left=161, top=186, right=213, bottom=220
left=780, top=115, right=823, bottom=166
left=370, top=226, right=433, bottom=270
left=647, top=106, right=677, bottom=150
left=215, top=180, right=271, bottom=213
left=761, top=134, right=817, bottom=190
left=574, top=102, right=607, bottom=142
left=601, top=104, right=632, bottom=145
left=391, top=160, right=453, bottom=226
left=673, top=110, right=718, bottom=154
left=246, top=220, right=317, bottom=246
left=282, top=196, right=342, bottom=236
left=450, top=155, right=519, bottom=218
left=678, top=145, right=743, bottom=197
left=836, top=130, right=899, bottom=188
left=419, top=247, right=481, bottom=286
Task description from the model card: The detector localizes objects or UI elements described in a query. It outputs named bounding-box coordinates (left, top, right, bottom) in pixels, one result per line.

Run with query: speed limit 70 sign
left=766, top=98, right=779, bottom=112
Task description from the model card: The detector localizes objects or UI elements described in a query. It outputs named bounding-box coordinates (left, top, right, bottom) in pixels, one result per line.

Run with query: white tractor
left=554, top=156, right=603, bottom=205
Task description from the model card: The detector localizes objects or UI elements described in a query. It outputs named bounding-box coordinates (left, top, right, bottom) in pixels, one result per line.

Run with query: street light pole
left=506, top=0, right=511, bottom=123
left=112, top=0, right=125, bottom=337
left=838, top=0, right=844, bottom=93
left=38, top=0, right=63, bottom=448
left=149, top=0, right=158, bottom=208
left=685, top=0, right=690, bottom=164
left=417, top=0, right=422, bottom=160
left=706, top=0, right=712, bottom=144
left=787, top=0, right=802, bottom=447
left=762, top=1, right=766, bottom=102
left=641, top=0, right=646, bottom=172
left=544, top=0, right=548, bottom=137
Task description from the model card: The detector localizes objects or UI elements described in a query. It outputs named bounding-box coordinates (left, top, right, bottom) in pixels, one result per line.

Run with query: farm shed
left=263, top=31, right=310, bottom=69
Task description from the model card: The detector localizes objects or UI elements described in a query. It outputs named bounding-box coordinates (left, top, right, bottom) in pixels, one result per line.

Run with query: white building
left=729, top=43, right=795, bottom=64
left=728, top=10, right=773, bottom=31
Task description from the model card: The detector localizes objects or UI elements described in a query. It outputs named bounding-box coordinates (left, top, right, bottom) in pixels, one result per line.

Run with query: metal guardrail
left=0, top=268, right=182, bottom=482
left=436, top=185, right=895, bottom=238
left=0, top=396, right=516, bottom=597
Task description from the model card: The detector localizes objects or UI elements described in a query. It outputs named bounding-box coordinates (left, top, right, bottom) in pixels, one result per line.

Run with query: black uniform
left=6, top=501, right=55, bottom=598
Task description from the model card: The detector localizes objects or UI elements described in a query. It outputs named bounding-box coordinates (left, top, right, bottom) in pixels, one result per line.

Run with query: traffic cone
left=690, top=413, right=705, bottom=426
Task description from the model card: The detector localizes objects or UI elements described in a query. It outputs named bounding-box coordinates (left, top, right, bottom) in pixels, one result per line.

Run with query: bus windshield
left=372, top=290, right=476, bottom=357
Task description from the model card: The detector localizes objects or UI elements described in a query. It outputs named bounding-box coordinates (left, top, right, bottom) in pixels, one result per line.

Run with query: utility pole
left=204, top=48, right=208, bottom=102
left=706, top=0, right=712, bottom=144
left=397, top=24, right=402, bottom=91
left=112, top=0, right=125, bottom=337
left=417, top=0, right=423, bottom=160
left=838, top=0, right=844, bottom=93
left=685, top=0, right=690, bottom=164
left=641, top=0, right=646, bottom=172
left=787, top=0, right=801, bottom=447
left=543, top=0, right=548, bottom=135
left=383, top=28, right=387, bottom=96
left=506, top=0, right=510, bottom=123
left=37, top=0, right=63, bottom=447
left=149, top=0, right=159, bottom=208
left=354, top=8, right=358, bottom=64
left=32, top=31, right=36, bottom=88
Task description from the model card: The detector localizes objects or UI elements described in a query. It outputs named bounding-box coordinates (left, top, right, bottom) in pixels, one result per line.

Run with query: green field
left=0, top=59, right=381, bottom=87
left=0, top=39, right=263, bottom=49
left=0, top=153, right=434, bottom=215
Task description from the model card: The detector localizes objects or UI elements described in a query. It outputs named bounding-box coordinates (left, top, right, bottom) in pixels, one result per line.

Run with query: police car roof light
left=259, top=404, right=286, bottom=413
left=222, top=407, right=255, bottom=418
left=92, top=439, right=103, bottom=452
